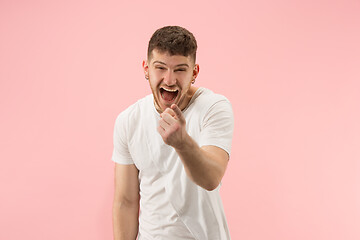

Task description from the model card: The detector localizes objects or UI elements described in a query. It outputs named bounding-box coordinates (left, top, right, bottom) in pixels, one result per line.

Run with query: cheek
left=179, top=74, right=193, bottom=86
left=152, top=70, right=165, bottom=78
left=149, top=73, right=161, bottom=84
left=175, top=71, right=189, bottom=80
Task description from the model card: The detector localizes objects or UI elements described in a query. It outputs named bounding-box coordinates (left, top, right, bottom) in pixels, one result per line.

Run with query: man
left=112, top=26, right=234, bottom=239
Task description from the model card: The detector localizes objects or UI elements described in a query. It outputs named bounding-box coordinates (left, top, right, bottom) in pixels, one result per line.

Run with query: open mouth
left=160, top=87, right=179, bottom=102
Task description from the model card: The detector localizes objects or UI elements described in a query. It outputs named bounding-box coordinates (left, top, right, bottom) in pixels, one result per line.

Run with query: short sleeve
left=199, top=99, right=234, bottom=156
left=111, top=112, right=134, bottom=164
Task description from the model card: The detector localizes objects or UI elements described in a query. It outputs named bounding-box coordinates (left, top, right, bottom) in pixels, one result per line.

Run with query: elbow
left=203, top=172, right=224, bottom=191
left=202, top=180, right=221, bottom=191
left=113, top=195, right=140, bottom=209
left=204, top=186, right=217, bottom=192
left=194, top=172, right=223, bottom=191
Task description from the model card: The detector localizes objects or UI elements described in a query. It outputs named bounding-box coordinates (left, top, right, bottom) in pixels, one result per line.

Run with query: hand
left=157, top=104, right=188, bottom=149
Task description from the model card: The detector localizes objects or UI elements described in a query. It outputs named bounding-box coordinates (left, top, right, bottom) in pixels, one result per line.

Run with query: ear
left=192, top=64, right=200, bottom=80
left=143, top=60, right=149, bottom=79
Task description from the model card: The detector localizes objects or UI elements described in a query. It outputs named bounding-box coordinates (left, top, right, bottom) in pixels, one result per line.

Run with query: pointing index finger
left=171, top=104, right=185, bottom=122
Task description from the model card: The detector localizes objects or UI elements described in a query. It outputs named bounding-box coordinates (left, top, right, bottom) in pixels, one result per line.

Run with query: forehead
left=149, top=49, right=193, bottom=66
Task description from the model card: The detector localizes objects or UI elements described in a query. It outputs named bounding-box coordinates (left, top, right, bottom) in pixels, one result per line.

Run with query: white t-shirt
left=112, top=87, right=234, bottom=240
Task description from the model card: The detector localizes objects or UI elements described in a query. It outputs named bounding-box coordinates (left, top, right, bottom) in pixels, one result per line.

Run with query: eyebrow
left=153, top=61, right=189, bottom=68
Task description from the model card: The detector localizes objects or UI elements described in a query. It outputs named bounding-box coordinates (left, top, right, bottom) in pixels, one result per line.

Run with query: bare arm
left=158, top=104, right=229, bottom=191
left=112, top=163, right=140, bottom=240
left=175, top=137, right=228, bottom=191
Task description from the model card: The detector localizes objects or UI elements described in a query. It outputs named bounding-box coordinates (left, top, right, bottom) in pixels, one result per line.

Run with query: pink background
left=1, top=0, right=359, bottom=239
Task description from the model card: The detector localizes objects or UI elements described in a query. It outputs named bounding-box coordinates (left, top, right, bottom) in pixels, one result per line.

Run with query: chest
left=127, top=110, right=203, bottom=172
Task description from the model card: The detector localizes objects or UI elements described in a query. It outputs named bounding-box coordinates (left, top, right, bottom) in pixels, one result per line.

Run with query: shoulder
left=191, top=87, right=232, bottom=113
left=114, top=94, right=153, bottom=128
left=194, top=87, right=230, bottom=103
left=116, top=94, right=152, bottom=118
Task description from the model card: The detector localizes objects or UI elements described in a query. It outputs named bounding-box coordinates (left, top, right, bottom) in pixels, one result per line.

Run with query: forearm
left=175, top=134, right=226, bottom=191
left=112, top=201, right=139, bottom=240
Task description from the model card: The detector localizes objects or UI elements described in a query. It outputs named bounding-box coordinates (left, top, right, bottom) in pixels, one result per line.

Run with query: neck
left=178, top=86, right=199, bottom=111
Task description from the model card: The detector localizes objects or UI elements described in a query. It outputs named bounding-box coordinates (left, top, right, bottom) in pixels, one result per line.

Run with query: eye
left=155, top=66, right=166, bottom=70
left=175, top=68, right=186, bottom=72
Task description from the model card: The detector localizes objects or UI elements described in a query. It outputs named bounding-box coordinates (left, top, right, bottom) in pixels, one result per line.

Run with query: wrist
left=174, top=133, right=195, bottom=152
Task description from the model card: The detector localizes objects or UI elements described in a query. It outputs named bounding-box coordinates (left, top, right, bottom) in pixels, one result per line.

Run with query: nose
left=163, top=70, right=176, bottom=86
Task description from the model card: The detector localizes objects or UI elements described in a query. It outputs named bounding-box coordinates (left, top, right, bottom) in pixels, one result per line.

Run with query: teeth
left=162, top=87, right=178, bottom=92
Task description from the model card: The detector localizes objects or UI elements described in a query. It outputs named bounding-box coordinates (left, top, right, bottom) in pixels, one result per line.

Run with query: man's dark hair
left=147, top=26, right=197, bottom=62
